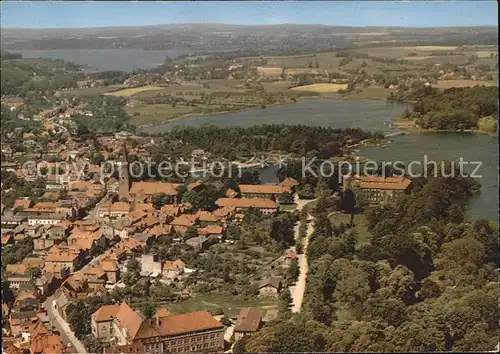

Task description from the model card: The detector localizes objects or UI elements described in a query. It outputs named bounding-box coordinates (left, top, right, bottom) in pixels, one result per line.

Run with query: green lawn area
left=62, top=85, right=125, bottom=96
left=125, top=103, right=195, bottom=125
left=165, top=292, right=277, bottom=318
left=329, top=212, right=372, bottom=244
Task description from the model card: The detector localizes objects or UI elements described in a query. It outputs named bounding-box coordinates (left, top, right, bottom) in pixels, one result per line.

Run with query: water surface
left=140, top=99, right=408, bottom=134
left=148, top=99, right=497, bottom=222
left=12, top=49, right=197, bottom=72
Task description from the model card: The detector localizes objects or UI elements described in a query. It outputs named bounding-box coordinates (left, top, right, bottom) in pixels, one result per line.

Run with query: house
left=233, top=308, right=262, bottom=341
left=91, top=304, right=121, bottom=340
left=162, top=259, right=185, bottom=279
left=44, top=245, right=82, bottom=273
left=2, top=233, right=15, bottom=247
left=99, top=202, right=132, bottom=218
left=31, top=332, right=63, bottom=354
left=129, top=181, right=180, bottom=204
left=258, top=277, right=282, bottom=298
left=343, top=175, right=412, bottom=206
left=92, top=302, right=225, bottom=353
left=215, top=198, right=278, bottom=215
left=195, top=211, right=220, bottom=225
left=238, top=184, right=289, bottom=200
left=197, top=225, right=225, bottom=238
left=5, top=272, right=31, bottom=291
left=278, top=177, right=299, bottom=191
left=170, top=214, right=198, bottom=235
left=140, top=254, right=162, bottom=278
left=185, top=236, right=209, bottom=250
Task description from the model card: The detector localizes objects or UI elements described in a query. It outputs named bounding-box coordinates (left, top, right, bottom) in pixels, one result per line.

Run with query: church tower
left=118, top=142, right=131, bottom=199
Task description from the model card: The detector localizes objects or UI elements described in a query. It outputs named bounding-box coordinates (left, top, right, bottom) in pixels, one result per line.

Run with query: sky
left=1, top=1, right=498, bottom=29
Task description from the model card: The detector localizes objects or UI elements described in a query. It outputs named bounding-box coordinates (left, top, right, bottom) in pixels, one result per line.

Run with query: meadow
left=104, top=85, right=166, bottom=97
left=290, top=83, right=348, bottom=92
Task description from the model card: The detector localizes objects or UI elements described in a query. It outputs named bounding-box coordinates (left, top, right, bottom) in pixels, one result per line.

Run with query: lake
left=140, top=99, right=409, bottom=134
left=142, top=99, right=498, bottom=222
left=12, top=49, right=198, bottom=72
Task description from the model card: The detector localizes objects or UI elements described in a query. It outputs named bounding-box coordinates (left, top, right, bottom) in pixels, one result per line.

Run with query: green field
left=329, top=212, right=372, bottom=244
left=164, top=292, right=278, bottom=318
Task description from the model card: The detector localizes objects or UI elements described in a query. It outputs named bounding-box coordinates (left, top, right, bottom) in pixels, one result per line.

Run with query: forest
left=391, top=85, right=498, bottom=131
left=236, top=166, right=499, bottom=352
left=151, top=124, right=383, bottom=161
left=0, top=56, right=82, bottom=96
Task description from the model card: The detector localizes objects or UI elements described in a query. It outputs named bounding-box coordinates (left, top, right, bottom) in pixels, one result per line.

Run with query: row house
left=44, top=245, right=83, bottom=274
left=343, top=175, right=412, bottom=206
left=215, top=198, right=279, bottom=215
left=238, top=184, right=289, bottom=200
left=92, top=302, right=224, bottom=353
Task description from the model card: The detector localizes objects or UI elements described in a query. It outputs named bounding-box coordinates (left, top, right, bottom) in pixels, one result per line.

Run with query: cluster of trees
left=0, top=107, right=44, bottom=138
left=390, top=85, right=498, bottom=131
left=1, top=237, right=34, bottom=265
left=73, top=96, right=135, bottom=134
left=158, top=124, right=376, bottom=160
left=0, top=170, right=46, bottom=208
left=1, top=50, right=22, bottom=60
left=1, top=57, right=81, bottom=96
left=237, top=170, right=498, bottom=352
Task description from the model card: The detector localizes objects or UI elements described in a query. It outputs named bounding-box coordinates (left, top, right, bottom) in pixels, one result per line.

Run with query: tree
left=341, top=188, right=356, bottom=226
left=139, top=301, right=156, bottom=318
left=378, top=265, right=416, bottom=304
left=335, top=265, right=371, bottom=307
left=152, top=193, right=167, bottom=209
left=27, top=266, right=42, bottom=279
left=277, top=191, right=294, bottom=204
left=123, top=258, right=141, bottom=286
left=285, top=258, right=300, bottom=285
left=278, top=289, right=293, bottom=317
left=233, top=335, right=248, bottom=353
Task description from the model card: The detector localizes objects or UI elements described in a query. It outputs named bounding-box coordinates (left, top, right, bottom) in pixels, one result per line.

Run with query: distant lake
left=141, top=98, right=498, bottom=222
left=12, top=49, right=198, bottom=72
left=140, top=99, right=408, bottom=134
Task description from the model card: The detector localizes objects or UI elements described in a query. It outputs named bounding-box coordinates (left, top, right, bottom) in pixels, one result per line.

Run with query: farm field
left=290, top=83, right=348, bottom=92
left=434, top=79, right=498, bottom=89
left=61, top=85, right=125, bottom=96
left=125, top=103, right=195, bottom=125
left=104, top=85, right=166, bottom=97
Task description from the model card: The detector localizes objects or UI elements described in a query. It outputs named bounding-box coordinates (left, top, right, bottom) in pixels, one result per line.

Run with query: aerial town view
left=0, top=1, right=498, bottom=353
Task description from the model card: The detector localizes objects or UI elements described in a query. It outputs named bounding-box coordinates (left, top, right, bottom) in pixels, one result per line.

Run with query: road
left=41, top=248, right=110, bottom=353
left=48, top=117, right=68, bottom=133
left=288, top=196, right=315, bottom=313
left=43, top=297, right=87, bottom=354
left=290, top=216, right=314, bottom=313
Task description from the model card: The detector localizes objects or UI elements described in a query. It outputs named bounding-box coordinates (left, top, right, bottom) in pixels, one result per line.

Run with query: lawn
left=165, top=292, right=278, bottom=318
left=328, top=212, right=372, bottom=244
left=61, top=85, right=125, bottom=96
left=125, top=103, right=195, bottom=125
left=290, top=83, right=348, bottom=93
left=104, top=85, right=167, bottom=97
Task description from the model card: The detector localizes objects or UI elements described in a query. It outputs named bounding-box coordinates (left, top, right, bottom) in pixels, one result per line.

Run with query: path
left=290, top=216, right=314, bottom=313
left=43, top=297, right=87, bottom=354
left=288, top=196, right=315, bottom=313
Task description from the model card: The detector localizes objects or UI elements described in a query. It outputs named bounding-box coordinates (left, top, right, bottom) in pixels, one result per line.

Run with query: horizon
left=1, top=1, right=498, bottom=29
left=2, top=22, right=498, bottom=31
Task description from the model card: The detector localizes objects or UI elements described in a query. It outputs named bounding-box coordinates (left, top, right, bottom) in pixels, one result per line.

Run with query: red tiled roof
left=130, top=182, right=179, bottom=196
left=134, top=310, right=222, bottom=339
left=92, top=304, right=119, bottom=322
left=239, top=184, right=288, bottom=195
left=215, top=198, right=278, bottom=209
